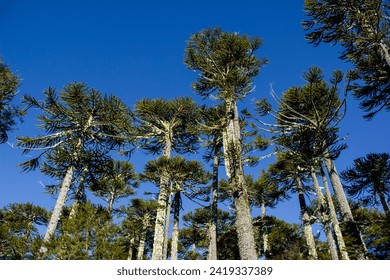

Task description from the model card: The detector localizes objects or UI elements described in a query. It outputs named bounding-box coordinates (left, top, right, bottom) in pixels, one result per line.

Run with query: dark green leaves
left=0, top=57, right=23, bottom=143
left=184, top=27, right=267, bottom=101
left=303, top=0, right=390, bottom=119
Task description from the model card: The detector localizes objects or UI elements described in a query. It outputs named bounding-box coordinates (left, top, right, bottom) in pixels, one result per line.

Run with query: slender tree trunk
left=296, top=177, right=318, bottom=260
left=162, top=190, right=172, bottom=260
left=152, top=139, right=172, bottom=260
left=323, top=152, right=368, bottom=259
left=170, top=192, right=180, bottom=260
left=261, top=201, right=270, bottom=260
left=310, top=168, right=338, bottom=260
left=222, top=99, right=257, bottom=260
left=137, top=218, right=148, bottom=260
left=378, top=191, right=390, bottom=224
left=127, top=236, right=135, bottom=260
left=320, top=166, right=349, bottom=260
left=40, top=165, right=75, bottom=255
left=207, top=146, right=219, bottom=260
left=107, top=193, right=115, bottom=219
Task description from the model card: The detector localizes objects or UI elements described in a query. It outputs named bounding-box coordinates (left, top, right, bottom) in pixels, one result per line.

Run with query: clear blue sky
left=0, top=0, right=388, bottom=225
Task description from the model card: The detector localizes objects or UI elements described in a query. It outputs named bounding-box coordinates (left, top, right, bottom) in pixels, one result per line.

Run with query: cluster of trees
left=1, top=0, right=389, bottom=260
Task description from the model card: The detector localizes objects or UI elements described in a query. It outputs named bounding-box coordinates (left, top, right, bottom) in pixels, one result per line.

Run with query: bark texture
left=320, top=166, right=349, bottom=260
left=323, top=153, right=368, bottom=259
left=296, top=177, right=318, bottom=260
left=207, top=150, right=219, bottom=260
left=170, top=192, right=181, bottom=260
left=310, top=168, right=338, bottom=260
left=40, top=165, right=75, bottom=255
left=222, top=100, right=257, bottom=260
left=151, top=139, right=172, bottom=260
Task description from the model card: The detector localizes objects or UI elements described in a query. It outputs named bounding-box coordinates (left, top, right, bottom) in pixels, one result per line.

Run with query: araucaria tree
left=17, top=82, right=132, bottom=256
left=303, top=0, right=390, bottom=119
left=185, top=27, right=268, bottom=259
left=341, top=153, right=390, bottom=223
left=0, top=57, right=23, bottom=144
left=134, top=97, right=199, bottom=260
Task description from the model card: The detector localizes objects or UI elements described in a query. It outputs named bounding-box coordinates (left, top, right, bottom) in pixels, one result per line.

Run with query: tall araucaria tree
left=254, top=67, right=367, bottom=258
left=303, top=0, right=390, bottom=119
left=184, top=27, right=268, bottom=260
left=90, top=159, right=138, bottom=218
left=17, top=82, right=132, bottom=256
left=0, top=57, right=24, bottom=144
left=134, top=97, right=199, bottom=260
left=341, top=153, right=390, bottom=223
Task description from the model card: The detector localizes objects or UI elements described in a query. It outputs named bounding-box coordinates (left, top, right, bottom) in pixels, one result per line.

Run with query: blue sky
left=0, top=0, right=388, bottom=226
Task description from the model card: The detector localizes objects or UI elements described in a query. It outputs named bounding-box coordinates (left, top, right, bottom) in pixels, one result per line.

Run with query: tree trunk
left=40, top=164, right=75, bottom=255
left=162, top=190, right=172, bottom=260
left=378, top=191, right=390, bottom=224
left=323, top=153, right=368, bottom=259
left=222, top=99, right=257, bottom=260
left=127, top=236, right=135, bottom=260
left=310, top=168, right=338, bottom=260
left=296, top=177, right=318, bottom=260
left=170, top=192, right=180, bottom=260
left=137, top=218, right=148, bottom=260
left=261, top=201, right=270, bottom=260
left=320, top=166, right=349, bottom=260
left=107, top=192, right=115, bottom=219
left=151, top=140, right=172, bottom=260
left=207, top=146, right=219, bottom=260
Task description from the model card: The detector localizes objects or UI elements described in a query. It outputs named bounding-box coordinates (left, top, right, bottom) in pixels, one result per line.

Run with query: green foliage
left=303, top=0, right=390, bottom=119
left=0, top=57, right=24, bottom=144
left=45, top=201, right=126, bottom=259
left=179, top=207, right=232, bottom=259
left=184, top=27, right=267, bottom=101
left=90, top=159, right=138, bottom=214
left=17, top=82, right=132, bottom=172
left=0, top=203, right=48, bottom=259
left=134, top=97, right=199, bottom=155
left=348, top=204, right=390, bottom=259
left=341, top=153, right=390, bottom=209
left=254, top=215, right=308, bottom=260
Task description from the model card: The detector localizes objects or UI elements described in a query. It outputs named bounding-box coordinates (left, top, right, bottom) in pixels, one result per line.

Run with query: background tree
left=254, top=67, right=366, bottom=258
left=248, top=171, right=285, bottom=259
left=17, top=82, right=132, bottom=255
left=134, top=97, right=199, bottom=260
left=45, top=201, right=125, bottom=260
left=341, top=152, right=390, bottom=223
left=198, top=104, right=225, bottom=260
left=185, top=27, right=267, bottom=259
left=91, top=159, right=138, bottom=217
left=303, top=0, right=390, bottom=119
left=119, top=198, right=158, bottom=260
left=0, top=57, right=24, bottom=144
left=0, top=203, right=48, bottom=259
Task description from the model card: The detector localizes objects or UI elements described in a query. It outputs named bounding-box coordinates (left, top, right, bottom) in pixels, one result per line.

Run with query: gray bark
left=137, top=217, right=148, bottom=260
left=39, top=164, right=75, bottom=255
left=222, top=99, right=257, bottom=260
left=320, top=166, right=349, bottom=260
left=170, top=192, right=180, bottom=260
left=162, top=190, right=172, bottom=260
left=323, top=153, right=368, bottom=259
left=151, top=139, right=172, bottom=260
left=207, top=149, right=219, bottom=260
left=127, top=236, right=135, bottom=260
left=296, top=177, right=318, bottom=260
left=310, top=168, right=338, bottom=260
left=261, top=201, right=270, bottom=260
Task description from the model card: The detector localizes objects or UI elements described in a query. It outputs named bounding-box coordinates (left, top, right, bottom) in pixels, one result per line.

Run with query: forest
left=0, top=0, right=389, bottom=260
